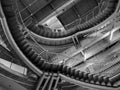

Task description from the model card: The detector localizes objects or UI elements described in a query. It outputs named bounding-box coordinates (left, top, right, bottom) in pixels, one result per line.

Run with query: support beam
left=36, top=73, right=60, bottom=90
left=72, top=35, right=80, bottom=48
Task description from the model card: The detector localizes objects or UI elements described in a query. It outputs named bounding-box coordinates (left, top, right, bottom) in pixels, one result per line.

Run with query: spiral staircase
left=0, top=0, right=120, bottom=90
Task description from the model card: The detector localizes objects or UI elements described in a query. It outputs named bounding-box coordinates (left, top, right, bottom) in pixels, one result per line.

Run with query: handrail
left=0, top=3, right=43, bottom=75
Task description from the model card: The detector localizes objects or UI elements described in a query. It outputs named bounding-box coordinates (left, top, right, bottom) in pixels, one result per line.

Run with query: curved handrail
left=29, top=0, right=119, bottom=46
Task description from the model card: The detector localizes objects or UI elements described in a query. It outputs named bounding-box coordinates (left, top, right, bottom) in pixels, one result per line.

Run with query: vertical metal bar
left=42, top=75, right=51, bottom=90
left=53, top=76, right=60, bottom=90
left=48, top=75, right=55, bottom=90
left=36, top=74, right=46, bottom=90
